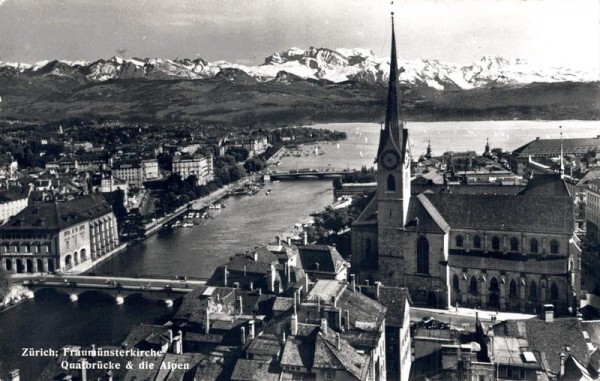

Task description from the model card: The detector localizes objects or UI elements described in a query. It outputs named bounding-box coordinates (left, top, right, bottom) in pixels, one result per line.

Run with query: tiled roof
left=512, top=136, right=600, bottom=156
left=512, top=318, right=591, bottom=376
left=424, top=193, right=574, bottom=234
left=298, top=245, right=349, bottom=274
left=336, top=288, right=387, bottom=331
left=314, top=331, right=371, bottom=381
left=352, top=197, right=378, bottom=227
left=375, top=287, right=410, bottom=328
left=231, top=359, right=280, bottom=381
left=519, top=174, right=571, bottom=197
left=0, top=194, right=112, bottom=232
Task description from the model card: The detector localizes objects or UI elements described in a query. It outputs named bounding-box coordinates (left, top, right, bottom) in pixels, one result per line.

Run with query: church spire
left=560, top=126, right=564, bottom=177
left=377, top=12, right=403, bottom=159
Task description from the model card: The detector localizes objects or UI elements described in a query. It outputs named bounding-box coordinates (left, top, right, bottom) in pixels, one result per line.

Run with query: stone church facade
left=351, top=20, right=581, bottom=316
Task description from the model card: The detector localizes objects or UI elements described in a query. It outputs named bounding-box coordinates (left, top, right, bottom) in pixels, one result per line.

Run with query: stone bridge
left=22, top=275, right=206, bottom=306
left=266, top=170, right=346, bottom=181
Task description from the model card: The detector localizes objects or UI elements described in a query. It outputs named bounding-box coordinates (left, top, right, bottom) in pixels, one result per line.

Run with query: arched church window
left=550, top=283, right=559, bottom=300
left=530, top=281, right=538, bottom=300
left=416, top=236, right=429, bottom=274
left=510, top=237, right=519, bottom=252
left=453, top=275, right=460, bottom=290
left=456, top=235, right=464, bottom=248
left=509, top=280, right=517, bottom=297
left=491, top=236, right=501, bottom=251
left=387, top=174, right=396, bottom=192
left=473, top=235, right=481, bottom=249
left=530, top=238, right=539, bottom=253
left=550, top=240, right=559, bottom=254
left=469, top=276, right=478, bottom=294
left=490, top=277, right=499, bottom=292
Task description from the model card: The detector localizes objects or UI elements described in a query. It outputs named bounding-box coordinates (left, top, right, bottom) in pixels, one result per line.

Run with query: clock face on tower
left=381, top=149, right=400, bottom=170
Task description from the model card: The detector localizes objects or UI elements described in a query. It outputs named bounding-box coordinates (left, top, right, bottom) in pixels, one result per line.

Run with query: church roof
left=519, top=174, right=571, bottom=197
left=423, top=193, right=573, bottom=234
left=512, top=136, right=600, bottom=157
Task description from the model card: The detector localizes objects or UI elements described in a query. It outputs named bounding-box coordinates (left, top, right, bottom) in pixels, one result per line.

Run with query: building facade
left=112, top=159, right=144, bottom=188
left=0, top=194, right=119, bottom=274
left=172, top=153, right=213, bottom=185
left=351, top=20, right=580, bottom=316
left=586, top=179, right=600, bottom=247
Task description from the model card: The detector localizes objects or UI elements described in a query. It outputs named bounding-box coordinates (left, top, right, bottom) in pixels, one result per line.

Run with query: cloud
left=0, top=0, right=5, bottom=5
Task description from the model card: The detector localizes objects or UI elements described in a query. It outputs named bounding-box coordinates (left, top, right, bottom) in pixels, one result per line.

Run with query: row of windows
left=455, top=234, right=560, bottom=254
left=452, top=274, right=560, bottom=300
left=1, top=245, right=50, bottom=253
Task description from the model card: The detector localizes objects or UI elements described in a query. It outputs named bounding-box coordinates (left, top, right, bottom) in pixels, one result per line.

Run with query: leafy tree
left=0, top=266, right=11, bottom=301
left=226, top=146, right=249, bottom=162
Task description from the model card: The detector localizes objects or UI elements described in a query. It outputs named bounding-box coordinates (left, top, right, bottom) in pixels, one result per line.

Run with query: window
left=387, top=174, right=396, bottom=192
left=456, top=235, right=464, bottom=248
left=490, top=277, right=499, bottom=292
left=530, top=238, right=539, bottom=253
left=416, top=236, right=429, bottom=274
left=550, top=283, right=559, bottom=300
left=509, top=280, right=517, bottom=298
left=453, top=275, right=460, bottom=290
left=469, top=276, right=478, bottom=294
left=550, top=240, right=559, bottom=254
left=473, top=235, right=481, bottom=249
left=492, top=236, right=501, bottom=251
left=510, top=237, right=519, bottom=252
left=530, top=281, right=537, bottom=300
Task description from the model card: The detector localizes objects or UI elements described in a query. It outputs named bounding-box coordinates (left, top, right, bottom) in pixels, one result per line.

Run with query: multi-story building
left=142, top=159, right=159, bottom=180
left=112, top=159, right=144, bottom=188
left=351, top=19, right=580, bottom=316
left=0, top=194, right=119, bottom=274
left=0, top=186, right=30, bottom=225
left=585, top=178, right=600, bottom=247
left=172, top=153, right=213, bottom=185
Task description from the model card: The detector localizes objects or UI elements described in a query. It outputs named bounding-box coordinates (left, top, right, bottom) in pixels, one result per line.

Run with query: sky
left=0, top=0, right=598, bottom=71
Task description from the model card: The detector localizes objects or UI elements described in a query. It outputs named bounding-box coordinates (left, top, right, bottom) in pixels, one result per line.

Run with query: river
left=2, top=120, right=599, bottom=379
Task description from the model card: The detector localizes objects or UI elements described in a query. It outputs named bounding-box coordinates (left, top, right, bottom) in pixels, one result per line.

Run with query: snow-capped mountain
left=0, top=48, right=597, bottom=90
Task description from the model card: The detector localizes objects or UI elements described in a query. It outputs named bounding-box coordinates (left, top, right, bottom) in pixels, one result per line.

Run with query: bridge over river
left=264, top=170, right=346, bottom=181
left=21, top=275, right=206, bottom=306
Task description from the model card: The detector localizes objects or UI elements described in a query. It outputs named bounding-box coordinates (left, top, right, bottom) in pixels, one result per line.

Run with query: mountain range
left=1, top=47, right=597, bottom=90
left=0, top=48, right=598, bottom=124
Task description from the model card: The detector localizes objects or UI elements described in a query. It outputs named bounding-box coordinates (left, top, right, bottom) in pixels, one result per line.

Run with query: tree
left=0, top=266, right=11, bottom=301
left=226, top=146, right=249, bottom=162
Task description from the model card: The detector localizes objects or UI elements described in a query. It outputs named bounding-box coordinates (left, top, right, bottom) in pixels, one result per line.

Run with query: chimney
left=282, top=331, right=287, bottom=344
left=249, top=320, right=256, bottom=340
left=238, top=296, right=243, bottom=315
left=560, top=352, right=566, bottom=377
left=350, top=274, right=356, bottom=292
left=258, top=288, right=262, bottom=296
left=224, top=265, right=228, bottom=286
left=105, top=370, right=113, bottom=381
left=332, top=295, right=337, bottom=308
left=276, top=236, right=281, bottom=245
left=320, top=318, right=328, bottom=335
left=254, top=252, right=258, bottom=262
left=241, top=326, right=246, bottom=345
left=375, top=281, right=381, bottom=300
left=287, top=236, right=292, bottom=245
left=286, top=263, right=291, bottom=283
left=168, top=329, right=173, bottom=344
left=250, top=281, right=254, bottom=291
left=173, top=331, right=183, bottom=354
left=8, top=369, right=20, bottom=381
left=303, top=233, right=308, bottom=246
left=205, top=309, right=210, bottom=334
left=291, top=313, right=298, bottom=336
left=305, top=274, right=309, bottom=292
left=543, top=304, right=554, bottom=323
left=79, top=358, right=88, bottom=381
left=293, top=292, right=298, bottom=314
left=335, top=332, right=341, bottom=351
left=346, top=310, right=350, bottom=330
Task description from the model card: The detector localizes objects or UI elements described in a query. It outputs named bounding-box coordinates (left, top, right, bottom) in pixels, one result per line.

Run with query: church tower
left=376, top=13, right=411, bottom=283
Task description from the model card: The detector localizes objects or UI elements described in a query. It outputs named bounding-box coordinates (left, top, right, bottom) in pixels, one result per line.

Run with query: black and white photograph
left=0, top=0, right=599, bottom=379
